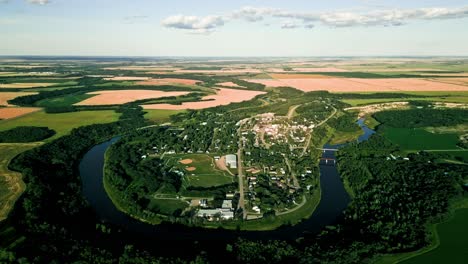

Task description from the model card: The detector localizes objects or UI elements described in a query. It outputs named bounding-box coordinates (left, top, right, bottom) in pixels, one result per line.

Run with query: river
left=79, top=118, right=375, bottom=241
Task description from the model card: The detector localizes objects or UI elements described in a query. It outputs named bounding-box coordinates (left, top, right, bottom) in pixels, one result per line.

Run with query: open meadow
left=0, top=143, right=42, bottom=221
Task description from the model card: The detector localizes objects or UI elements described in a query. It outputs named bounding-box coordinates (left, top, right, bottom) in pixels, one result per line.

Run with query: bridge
left=320, top=158, right=336, bottom=165
left=317, top=148, right=339, bottom=152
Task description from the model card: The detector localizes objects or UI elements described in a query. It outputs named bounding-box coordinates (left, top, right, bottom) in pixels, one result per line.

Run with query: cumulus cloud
left=161, top=5, right=468, bottom=33
left=26, top=0, right=50, bottom=5
left=161, top=14, right=226, bottom=34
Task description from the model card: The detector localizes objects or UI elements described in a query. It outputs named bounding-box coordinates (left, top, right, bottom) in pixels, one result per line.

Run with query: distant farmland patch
left=0, top=83, right=56, bottom=89
left=135, top=78, right=200, bottom=86
left=0, top=107, right=41, bottom=120
left=143, top=88, right=265, bottom=110
left=248, top=78, right=468, bottom=93
left=75, top=90, right=190, bottom=106
left=0, top=110, right=120, bottom=139
left=0, top=92, right=37, bottom=106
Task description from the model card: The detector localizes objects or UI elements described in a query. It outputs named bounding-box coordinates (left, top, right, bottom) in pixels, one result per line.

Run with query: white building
left=225, top=154, right=237, bottom=169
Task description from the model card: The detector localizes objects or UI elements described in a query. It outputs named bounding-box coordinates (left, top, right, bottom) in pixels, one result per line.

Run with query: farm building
left=225, top=154, right=237, bottom=169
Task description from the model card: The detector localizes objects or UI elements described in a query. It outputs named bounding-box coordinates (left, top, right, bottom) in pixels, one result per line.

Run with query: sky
left=1, top=0, right=468, bottom=56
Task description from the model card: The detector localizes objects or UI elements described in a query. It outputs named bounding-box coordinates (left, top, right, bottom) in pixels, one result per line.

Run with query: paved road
left=276, top=195, right=307, bottom=216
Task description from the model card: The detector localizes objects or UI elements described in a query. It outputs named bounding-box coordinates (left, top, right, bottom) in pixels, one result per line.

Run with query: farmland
left=381, top=127, right=460, bottom=151
left=0, top=57, right=467, bottom=264
left=0, top=110, right=121, bottom=139
left=75, top=90, right=190, bottom=105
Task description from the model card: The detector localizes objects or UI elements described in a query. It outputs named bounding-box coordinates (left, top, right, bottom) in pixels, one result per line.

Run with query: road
left=236, top=118, right=250, bottom=219
left=300, top=105, right=337, bottom=157
left=287, top=104, right=301, bottom=120
left=276, top=195, right=307, bottom=216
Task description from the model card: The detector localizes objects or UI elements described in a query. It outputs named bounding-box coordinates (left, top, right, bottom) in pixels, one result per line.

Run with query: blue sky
left=1, top=0, right=468, bottom=56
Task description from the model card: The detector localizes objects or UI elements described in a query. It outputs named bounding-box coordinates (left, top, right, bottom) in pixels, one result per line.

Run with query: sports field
left=0, top=110, right=121, bottom=140
left=167, top=154, right=233, bottom=188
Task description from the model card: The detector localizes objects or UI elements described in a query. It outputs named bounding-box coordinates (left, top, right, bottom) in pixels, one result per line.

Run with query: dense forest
left=0, top=126, right=55, bottom=142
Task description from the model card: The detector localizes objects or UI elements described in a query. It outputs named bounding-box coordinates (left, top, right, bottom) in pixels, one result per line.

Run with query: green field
left=342, top=96, right=468, bottom=106
left=0, top=110, right=120, bottom=140
left=167, top=154, right=234, bottom=188
left=401, top=209, right=468, bottom=264
left=147, top=198, right=189, bottom=216
left=382, top=127, right=460, bottom=150
left=35, top=94, right=95, bottom=107
left=144, top=109, right=186, bottom=123
left=0, top=143, right=42, bottom=221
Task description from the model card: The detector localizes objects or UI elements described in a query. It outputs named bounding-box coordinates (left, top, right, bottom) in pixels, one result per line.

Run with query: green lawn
left=402, top=209, right=468, bottom=264
left=382, top=127, right=460, bottom=150
left=0, top=110, right=120, bottom=140
left=166, top=154, right=234, bottom=188
left=143, top=109, right=185, bottom=123
left=147, top=198, right=188, bottom=216
left=35, top=94, right=95, bottom=107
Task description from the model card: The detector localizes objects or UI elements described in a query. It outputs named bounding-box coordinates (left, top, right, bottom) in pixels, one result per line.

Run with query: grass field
left=166, top=154, right=233, bottom=188
left=147, top=198, right=188, bottom=216
left=35, top=94, right=95, bottom=107
left=381, top=127, right=460, bottom=150
left=401, top=208, right=468, bottom=264
left=144, top=109, right=185, bottom=123
left=0, top=110, right=121, bottom=140
left=0, top=143, right=42, bottom=221
left=342, top=96, right=468, bottom=106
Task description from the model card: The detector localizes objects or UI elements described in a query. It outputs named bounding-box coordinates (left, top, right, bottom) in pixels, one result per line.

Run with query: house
left=225, top=154, right=237, bottom=169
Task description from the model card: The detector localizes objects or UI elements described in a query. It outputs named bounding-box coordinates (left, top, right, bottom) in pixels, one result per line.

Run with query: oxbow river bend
left=79, top=119, right=375, bottom=240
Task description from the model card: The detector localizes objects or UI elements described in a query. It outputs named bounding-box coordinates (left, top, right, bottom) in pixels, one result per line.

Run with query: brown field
left=0, top=107, right=41, bottom=120
left=104, top=66, right=178, bottom=71
left=216, top=82, right=244, bottom=88
left=104, top=76, right=150, bottom=81
left=0, top=92, right=37, bottom=106
left=0, top=83, right=56, bottom=89
left=135, top=78, right=200, bottom=86
left=143, top=88, right=266, bottom=110
left=175, top=69, right=262, bottom=74
left=186, top=167, right=197, bottom=172
left=179, top=159, right=193, bottom=165
left=248, top=78, right=468, bottom=92
left=269, top=73, right=331, bottom=79
left=427, top=78, right=468, bottom=86
left=75, top=90, right=190, bottom=106
left=267, top=67, right=348, bottom=73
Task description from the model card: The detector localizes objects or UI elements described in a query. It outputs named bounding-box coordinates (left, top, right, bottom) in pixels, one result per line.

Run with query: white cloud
left=26, top=0, right=50, bottom=5
left=161, top=15, right=226, bottom=34
left=281, top=21, right=300, bottom=29
left=161, top=5, right=468, bottom=33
